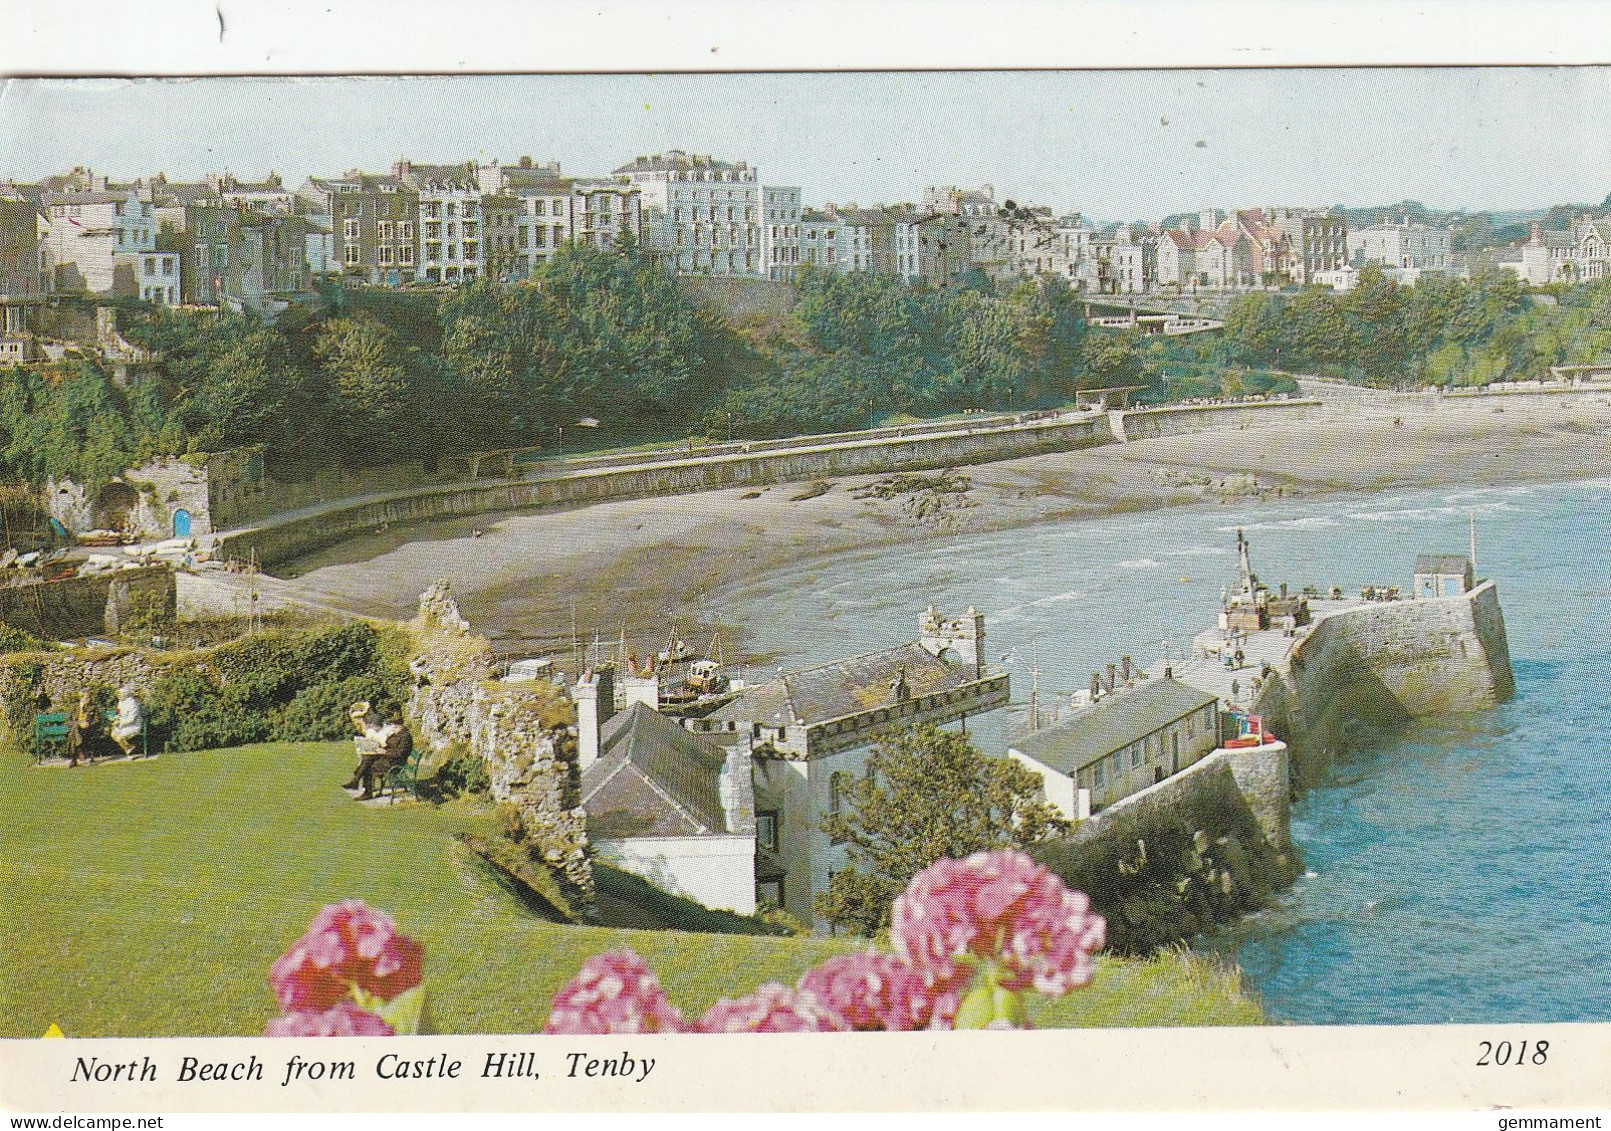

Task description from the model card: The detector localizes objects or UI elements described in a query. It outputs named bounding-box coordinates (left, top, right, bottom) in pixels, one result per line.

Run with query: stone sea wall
left=1032, top=744, right=1299, bottom=955
left=1253, top=580, right=1514, bottom=784
left=217, top=399, right=1324, bottom=570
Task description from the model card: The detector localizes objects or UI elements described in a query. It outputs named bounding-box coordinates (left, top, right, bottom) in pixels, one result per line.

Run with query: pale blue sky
left=3, top=69, right=1609, bottom=222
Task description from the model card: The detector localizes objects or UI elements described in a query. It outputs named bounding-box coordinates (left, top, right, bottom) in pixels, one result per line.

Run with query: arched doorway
left=172, top=508, right=192, bottom=538
left=92, top=481, right=139, bottom=533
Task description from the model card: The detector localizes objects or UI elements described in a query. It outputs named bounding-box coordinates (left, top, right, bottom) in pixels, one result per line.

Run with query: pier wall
left=1253, top=580, right=1514, bottom=783
left=1031, top=744, right=1298, bottom=955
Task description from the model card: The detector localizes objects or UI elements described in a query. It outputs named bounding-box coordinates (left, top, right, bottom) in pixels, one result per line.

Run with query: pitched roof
left=581, top=703, right=731, bottom=838
left=1009, top=678, right=1217, bottom=777
left=1415, top=553, right=1472, bottom=575
left=706, top=642, right=984, bottom=728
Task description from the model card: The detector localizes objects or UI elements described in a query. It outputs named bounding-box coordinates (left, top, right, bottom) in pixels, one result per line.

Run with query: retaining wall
left=0, top=566, right=175, bottom=640
left=1252, top=580, right=1514, bottom=784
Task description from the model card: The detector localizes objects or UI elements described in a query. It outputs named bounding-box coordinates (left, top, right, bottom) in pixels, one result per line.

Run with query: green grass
left=0, top=742, right=1263, bottom=1036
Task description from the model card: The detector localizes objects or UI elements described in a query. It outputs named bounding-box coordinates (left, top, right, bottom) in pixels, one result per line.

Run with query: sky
left=3, top=68, right=1611, bottom=223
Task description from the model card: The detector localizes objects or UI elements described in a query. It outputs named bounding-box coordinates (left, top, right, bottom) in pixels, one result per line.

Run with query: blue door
left=173, top=509, right=192, bottom=538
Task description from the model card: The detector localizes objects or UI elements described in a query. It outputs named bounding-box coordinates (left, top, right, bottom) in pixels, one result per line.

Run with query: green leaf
left=373, top=985, right=427, bottom=1036
left=953, top=981, right=999, bottom=1030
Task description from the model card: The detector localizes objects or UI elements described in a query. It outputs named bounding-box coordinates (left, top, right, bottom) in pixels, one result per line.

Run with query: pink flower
left=269, top=900, right=425, bottom=1012
left=264, top=1001, right=395, bottom=1037
left=797, top=952, right=958, bottom=1031
left=890, top=850, right=1106, bottom=997
left=697, top=983, right=850, bottom=1033
left=543, top=951, right=690, bottom=1034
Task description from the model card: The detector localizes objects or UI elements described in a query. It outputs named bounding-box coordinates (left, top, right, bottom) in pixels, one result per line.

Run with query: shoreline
left=259, top=392, right=1611, bottom=661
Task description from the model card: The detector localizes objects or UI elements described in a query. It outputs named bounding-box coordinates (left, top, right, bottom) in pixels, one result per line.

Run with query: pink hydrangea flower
left=890, top=850, right=1106, bottom=996
left=264, top=1001, right=395, bottom=1037
left=697, top=983, right=850, bottom=1033
left=269, top=900, right=425, bottom=1012
left=543, top=951, right=690, bottom=1034
left=797, top=951, right=958, bottom=1031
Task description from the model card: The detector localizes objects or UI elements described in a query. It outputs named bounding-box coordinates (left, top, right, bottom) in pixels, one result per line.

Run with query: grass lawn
left=0, top=741, right=1263, bottom=1036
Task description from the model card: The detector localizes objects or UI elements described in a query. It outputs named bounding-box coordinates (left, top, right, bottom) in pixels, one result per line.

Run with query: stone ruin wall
left=405, top=580, right=594, bottom=913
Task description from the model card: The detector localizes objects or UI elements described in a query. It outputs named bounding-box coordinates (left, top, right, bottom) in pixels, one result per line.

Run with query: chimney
left=1164, top=665, right=1174, bottom=680
left=1121, top=655, right=1132, bottom=682
left=1090, top=672, right=1102, bottom=700
left=1104, top=663, right=1116, bottom=694
left=573, top=664, right=617, bottom=771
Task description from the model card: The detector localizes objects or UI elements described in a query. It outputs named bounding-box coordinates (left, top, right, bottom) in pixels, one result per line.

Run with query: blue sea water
left=713, top=477, right=1611, bottom=1024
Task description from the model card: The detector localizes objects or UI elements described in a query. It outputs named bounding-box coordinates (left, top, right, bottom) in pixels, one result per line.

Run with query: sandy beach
left=252, top=389, right=1611, bottom=661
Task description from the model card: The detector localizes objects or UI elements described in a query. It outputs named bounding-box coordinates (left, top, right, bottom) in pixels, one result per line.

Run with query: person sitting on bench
left=111, top=685, right=145, bottom=758
left=66, top=690, right=101, bottom=768
left=343, top=703, right=412, bottom=800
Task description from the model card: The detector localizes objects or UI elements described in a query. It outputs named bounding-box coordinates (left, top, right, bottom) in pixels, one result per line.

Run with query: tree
left=817, top=724, right=1072, bottom=937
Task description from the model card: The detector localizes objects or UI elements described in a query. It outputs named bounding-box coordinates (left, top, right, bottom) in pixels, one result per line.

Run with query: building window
left=377, top=221, right=393, bottom=241
left=378, top=246, right=394, bottom=266
left=1131, top=742, right=1145, bottom=769
left=757, top=880, right=782, bottom=908
left=1092, top=761, right=1106, bottom=788
left=399, top=244, right=414, bottom=265
left=757, top=810, right=779, bottom=853
left=343, top=219, right=360, bottom=241
left=344, top=244, right=361, bottom=266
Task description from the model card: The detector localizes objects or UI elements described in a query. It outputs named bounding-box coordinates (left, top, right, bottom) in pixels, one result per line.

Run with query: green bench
left=32, top=712, right=69, bottom=763
left=382, top=741, right=423, bottom=804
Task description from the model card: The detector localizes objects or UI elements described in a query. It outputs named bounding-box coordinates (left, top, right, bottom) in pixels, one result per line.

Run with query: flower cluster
left=539, top=850, right=1105, bottom=1034
left=265, top=900, right=425, bottom=1036
left=890, top=850, right=1106, bottom=997
left=542, top=951, right=691, bottom=1035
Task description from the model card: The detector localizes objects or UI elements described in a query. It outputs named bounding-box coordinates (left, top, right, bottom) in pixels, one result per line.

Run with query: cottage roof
left=1414, top=553, right=1472, bottom=576
left=706, top=642, right=982, bottom=729
left=1009, top=678, right=1217, bottom=777
left=581, top=703, right=730, bottom=838
left=40, top=190, right=136, bottom=207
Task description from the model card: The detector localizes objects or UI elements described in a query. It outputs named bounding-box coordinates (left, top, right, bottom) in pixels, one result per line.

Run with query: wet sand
left=265, top=392, right=1611, bottom=660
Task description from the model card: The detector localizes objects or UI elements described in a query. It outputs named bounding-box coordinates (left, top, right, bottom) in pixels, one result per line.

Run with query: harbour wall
left=1251, top=580, right=1514, bottom=785
left=1032, top=743, right=1298, bottom=955
left=218, top=398, right=1321, bottom=570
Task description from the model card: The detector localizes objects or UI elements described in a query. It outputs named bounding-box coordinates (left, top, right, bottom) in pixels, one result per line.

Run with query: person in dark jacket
left=342, top=702, right=413, bottom=800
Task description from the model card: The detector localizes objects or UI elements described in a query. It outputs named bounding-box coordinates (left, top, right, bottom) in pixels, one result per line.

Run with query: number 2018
left=1477, top=1040, right=1548, bottom=1066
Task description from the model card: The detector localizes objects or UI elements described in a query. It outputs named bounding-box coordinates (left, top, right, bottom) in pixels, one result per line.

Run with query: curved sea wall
left=1252, top=580, right=1515, bottom=785
left=219, top=415, right=1114, bottom=568
left=217, top=398, right=1324, bottom=571
left=1115, top=398, right=1319, bottom=442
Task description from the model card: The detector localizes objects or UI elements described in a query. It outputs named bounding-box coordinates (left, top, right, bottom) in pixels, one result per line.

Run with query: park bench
left=32, top=712, right=69, bottom=764
left=382, top=740, right=423, bottom=804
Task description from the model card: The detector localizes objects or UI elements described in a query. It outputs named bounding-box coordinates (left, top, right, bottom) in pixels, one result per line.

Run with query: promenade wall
left=219, top=414, right=1116, bottom=568
left=217, top=398, right=1324, bottom=571
left=1252, top=580, right=1514, bottom=784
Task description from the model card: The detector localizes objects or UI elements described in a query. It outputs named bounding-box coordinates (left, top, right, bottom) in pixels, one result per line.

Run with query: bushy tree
left=817, top=724, right=1071, bottom=937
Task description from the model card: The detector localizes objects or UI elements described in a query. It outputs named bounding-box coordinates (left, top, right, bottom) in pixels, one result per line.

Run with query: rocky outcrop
left=405, top=580, right=594, bottom=915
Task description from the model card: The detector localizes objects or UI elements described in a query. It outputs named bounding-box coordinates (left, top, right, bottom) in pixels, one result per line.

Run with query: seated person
left=66, top=690, right=101, bottom=768
left=343, top=703, right=413, bottom=799
left=110, top=685, right=145, bottom=758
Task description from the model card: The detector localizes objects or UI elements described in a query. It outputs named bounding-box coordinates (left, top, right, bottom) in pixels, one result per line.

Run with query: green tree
left=313, top=317, right=412, bottom=461
left=817, top=724, right=1071, bottom=937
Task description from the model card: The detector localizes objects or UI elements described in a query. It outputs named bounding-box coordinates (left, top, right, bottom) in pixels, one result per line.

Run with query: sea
left=711, top=477, right=1611, bottom=1025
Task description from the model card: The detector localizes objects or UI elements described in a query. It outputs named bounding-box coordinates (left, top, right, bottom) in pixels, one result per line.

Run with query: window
left=163, top=258, right=174, bottom=276
left=377, top=221, right=393, bottom=241
left=399, top=244, right=414, bottom=265
left=343, top=219, right=359, bottom=241
left=426, top=222, right=441, bottom=240
left=378, top=245, right=394, bottom=266
left=1131, top=742, right=1145, bottom=770
left=533, top=200, right=546, bottom=216
left=757, top=880, right=782, bottom=909
left=143, top=256, right=155, bottom=274
left=399, top=222, right=414, bottom=240
left=828, top=771, right=851, bottom=845
left=756, top=811, right=779, bottom=853
left=1092, top=761, right=1106, bottom=788
left=344, top=244, right=361, bottom=266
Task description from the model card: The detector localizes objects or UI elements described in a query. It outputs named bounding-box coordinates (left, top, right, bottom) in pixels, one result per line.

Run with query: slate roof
left=1009, top=678, right=1217, bottom=777
left=581, top=703, right=731, bottom=839
left=613, top=151, right=744, bottom=175
left=705, top=642, right=984, bottom=729
left=1415, top=553, right=1472, bottom=576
